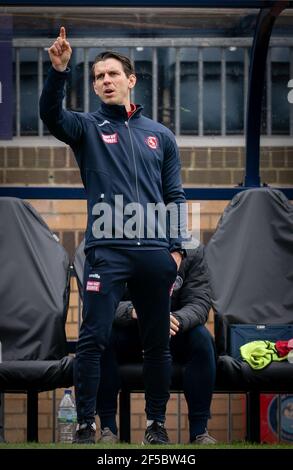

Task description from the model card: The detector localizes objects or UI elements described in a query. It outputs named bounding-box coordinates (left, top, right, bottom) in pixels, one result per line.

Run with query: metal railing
left=12, top=36, right=293, bottom=138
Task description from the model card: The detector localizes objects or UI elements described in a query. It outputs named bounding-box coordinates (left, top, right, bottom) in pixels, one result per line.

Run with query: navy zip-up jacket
left=40, top=67, right=187, bottom=253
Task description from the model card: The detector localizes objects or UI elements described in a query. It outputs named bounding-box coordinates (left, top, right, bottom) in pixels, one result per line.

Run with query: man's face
left=93, top=58, right=136, bottom=107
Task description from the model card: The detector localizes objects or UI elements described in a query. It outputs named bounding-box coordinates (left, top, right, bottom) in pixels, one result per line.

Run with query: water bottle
left=57, top=389, right=77, bottom=443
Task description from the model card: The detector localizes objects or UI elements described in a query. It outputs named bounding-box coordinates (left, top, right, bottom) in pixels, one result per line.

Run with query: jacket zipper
left=125, top=115, right=142, bottom=246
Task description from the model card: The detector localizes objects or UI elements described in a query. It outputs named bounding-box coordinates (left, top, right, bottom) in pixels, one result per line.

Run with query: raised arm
left=48, top=26, right=72, bottom=72
left=40, top=27, right=83, bottom=147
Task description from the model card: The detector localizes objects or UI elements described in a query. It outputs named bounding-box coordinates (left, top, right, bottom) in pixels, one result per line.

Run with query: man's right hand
left=48, top=26, right=72, bottom=72
left=170, top=314, right=180, bottom=336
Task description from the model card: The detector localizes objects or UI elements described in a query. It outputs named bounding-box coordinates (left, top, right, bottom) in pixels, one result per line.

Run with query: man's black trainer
left=143, top=421, right=170, bottom=445
left=73, top=422, right=96, bottom=444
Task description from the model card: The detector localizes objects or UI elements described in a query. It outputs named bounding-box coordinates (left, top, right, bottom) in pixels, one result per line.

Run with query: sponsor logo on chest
left=101, top=133, right=118, bottom=144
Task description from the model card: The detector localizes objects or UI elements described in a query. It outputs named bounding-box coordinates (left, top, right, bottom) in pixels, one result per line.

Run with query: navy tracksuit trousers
left=97, top=324, right=216, bottom=441
left=74, top=246, right=178, bottom=425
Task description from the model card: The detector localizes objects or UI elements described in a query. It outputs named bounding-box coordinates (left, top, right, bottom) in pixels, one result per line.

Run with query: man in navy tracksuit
left=95, top=245, right=217, bottom=445
left=73, top=242, right=217, bottom=444
left=40, top=27, right=189, bottom=445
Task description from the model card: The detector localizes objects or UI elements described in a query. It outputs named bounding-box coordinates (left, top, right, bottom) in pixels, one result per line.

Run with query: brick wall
left=1, top=145, right=293, bottom=188
left=1, top=143, right=292, bottom=443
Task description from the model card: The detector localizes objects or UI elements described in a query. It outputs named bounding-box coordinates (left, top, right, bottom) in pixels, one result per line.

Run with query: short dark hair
left=91, top=51, right=135, bottom=79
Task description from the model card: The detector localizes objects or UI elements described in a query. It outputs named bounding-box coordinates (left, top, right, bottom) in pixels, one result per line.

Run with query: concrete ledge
left=0, top=136, right=293, bottom=148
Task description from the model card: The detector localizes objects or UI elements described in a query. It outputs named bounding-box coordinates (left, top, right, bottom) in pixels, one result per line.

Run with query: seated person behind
left=96, top=244, right=217, bottom=444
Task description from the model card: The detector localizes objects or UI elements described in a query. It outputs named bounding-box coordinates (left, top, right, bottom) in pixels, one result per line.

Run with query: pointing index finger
left=60, top=26, right=66, bottom=40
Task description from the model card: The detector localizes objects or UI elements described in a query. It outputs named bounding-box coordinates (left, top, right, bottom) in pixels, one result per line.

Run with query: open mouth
left=104, top=89, right=115, bottom=97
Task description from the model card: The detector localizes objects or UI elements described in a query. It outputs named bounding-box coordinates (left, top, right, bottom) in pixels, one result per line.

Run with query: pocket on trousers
left=85, top=249, right=111, bottom=294
left=86, top=247, right=106, bottom=267
left=165, top=249, right=178, bottom=272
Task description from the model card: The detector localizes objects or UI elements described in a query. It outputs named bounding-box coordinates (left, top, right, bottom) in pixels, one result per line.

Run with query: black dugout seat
left=0, top=198, right=74, bottom=441
left=205, top=188, right=293, bottom=441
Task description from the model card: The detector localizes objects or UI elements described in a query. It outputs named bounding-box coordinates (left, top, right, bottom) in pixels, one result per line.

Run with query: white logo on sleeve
left=98, top=120, right=110, bottom=127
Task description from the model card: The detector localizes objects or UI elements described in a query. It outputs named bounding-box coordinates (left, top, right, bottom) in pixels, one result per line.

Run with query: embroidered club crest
left=145, top=136, right=158, bottom=149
